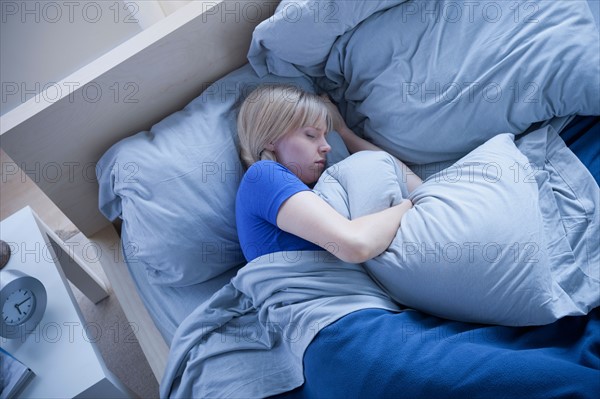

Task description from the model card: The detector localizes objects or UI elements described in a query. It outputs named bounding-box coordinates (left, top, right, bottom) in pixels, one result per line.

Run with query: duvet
left=249, top=0, right=600, bottom=163
left=160, top=251, right=399, bottom=398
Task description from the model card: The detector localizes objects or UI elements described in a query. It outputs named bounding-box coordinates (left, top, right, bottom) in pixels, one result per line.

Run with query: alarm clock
left=0, top=269, right=47, bottom=339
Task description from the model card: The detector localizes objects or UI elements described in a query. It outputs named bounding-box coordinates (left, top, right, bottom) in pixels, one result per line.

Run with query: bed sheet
left=124, top=236, right=240, bottom=344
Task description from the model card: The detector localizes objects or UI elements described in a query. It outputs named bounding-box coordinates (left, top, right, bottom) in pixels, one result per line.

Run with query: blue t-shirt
left=236, top=160, right=323, bottom=261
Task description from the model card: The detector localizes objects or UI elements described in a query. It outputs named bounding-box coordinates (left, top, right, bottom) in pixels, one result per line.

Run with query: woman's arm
left=323, top=96, right=423, bottom=193
left=277, top=191, right=412, bottom=264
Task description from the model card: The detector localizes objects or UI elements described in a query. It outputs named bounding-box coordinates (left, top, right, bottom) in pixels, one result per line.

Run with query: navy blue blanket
left=281, top=308, right=599, bottom=399
left=560, top=116, right=600, bottom=186
left=275, top=117, right=600, bottom=399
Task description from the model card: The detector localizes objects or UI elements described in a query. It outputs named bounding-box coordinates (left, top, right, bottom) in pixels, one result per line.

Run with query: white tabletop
left=0, top=207, right=131, bottom=398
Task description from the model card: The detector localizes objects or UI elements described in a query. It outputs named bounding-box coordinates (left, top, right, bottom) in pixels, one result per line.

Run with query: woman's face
left=271, top=121, right=331, bottom=185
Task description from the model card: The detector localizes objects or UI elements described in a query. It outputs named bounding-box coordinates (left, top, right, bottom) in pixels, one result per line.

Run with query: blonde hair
left=237, top=84, right=331, bottom=168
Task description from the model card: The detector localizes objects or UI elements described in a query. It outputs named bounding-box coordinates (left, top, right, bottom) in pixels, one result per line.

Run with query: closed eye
left=303, top=126, right=326, bottom=140
left=303, top=128, right=317, bottom=139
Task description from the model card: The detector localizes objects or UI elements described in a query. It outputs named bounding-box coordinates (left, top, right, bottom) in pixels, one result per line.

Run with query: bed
left=1, top=0, right=599, bottom=398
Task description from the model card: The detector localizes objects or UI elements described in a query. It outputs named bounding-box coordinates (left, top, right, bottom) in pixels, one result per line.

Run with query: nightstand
left=0, top=207, right=133, bottom=398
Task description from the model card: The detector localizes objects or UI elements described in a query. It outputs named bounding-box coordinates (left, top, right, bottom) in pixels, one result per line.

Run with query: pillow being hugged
left=312, top=133, right=598, bottom=325
left=96, top=65, right=317, bottom=286
left=364, top=133, right=598, bottom=326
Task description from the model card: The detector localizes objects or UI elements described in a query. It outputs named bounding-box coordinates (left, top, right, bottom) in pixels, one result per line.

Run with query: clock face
left=2, top=288, right=36, bottom=326
left=0, top=270, right=47, bottom=339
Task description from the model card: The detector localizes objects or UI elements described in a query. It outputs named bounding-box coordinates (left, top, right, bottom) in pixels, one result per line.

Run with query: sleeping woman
left=235, top=84, right=422, bottom=263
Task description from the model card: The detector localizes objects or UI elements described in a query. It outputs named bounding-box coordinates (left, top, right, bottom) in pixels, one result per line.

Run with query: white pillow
left=314, top=130, right=599, bottom=326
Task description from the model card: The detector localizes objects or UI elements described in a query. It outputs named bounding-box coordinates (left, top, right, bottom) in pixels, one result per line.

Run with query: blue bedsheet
left=560, top=116, right=600, bottom=186
left=275, top=119, right=600, bottom=399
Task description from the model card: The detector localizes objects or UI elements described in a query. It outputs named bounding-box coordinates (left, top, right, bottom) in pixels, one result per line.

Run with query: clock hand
left=17, top=297, right=31, bottom=307
left=13, top=297, right=31, bottom=315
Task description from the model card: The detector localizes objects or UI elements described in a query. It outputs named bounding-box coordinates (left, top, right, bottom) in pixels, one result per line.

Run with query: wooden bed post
left=87, top=224, right=169, bottom=381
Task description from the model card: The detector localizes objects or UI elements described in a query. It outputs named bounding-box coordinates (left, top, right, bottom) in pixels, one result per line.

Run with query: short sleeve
left=239, top=161, right=310, bottom=225
left=236, top=161, right=323, bottom=261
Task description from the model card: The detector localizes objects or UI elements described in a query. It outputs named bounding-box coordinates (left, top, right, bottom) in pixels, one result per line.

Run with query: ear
left=264, top=142, right=275, bottom=151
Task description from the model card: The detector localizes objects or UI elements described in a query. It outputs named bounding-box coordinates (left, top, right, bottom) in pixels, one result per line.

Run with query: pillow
left=386, top=132, right=597, bottom=325
left=385, top=133, right=557, bottom=325
left=314, top=130, right=599, bottom=325
left=96, top=65, right=319, bottom=286
left=247, top=0, right=408, bottom=78
left=321, top=0, right=600, bottom=164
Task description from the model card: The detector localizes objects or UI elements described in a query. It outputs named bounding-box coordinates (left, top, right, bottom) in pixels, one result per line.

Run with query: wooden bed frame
left=1, top=0, right=279, bottom=383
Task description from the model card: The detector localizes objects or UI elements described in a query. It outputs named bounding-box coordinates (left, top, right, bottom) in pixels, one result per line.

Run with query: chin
left=306, top=174, right=322, bottom=186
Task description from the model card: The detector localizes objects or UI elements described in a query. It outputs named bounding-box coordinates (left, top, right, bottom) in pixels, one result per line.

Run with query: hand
left=320, top=94, right=348, bottom=133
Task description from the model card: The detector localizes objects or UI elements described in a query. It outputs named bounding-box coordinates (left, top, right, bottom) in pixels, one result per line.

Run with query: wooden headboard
left=1, top=0, right=278, bottom=237
left=0, top=0, right=279, bottom=383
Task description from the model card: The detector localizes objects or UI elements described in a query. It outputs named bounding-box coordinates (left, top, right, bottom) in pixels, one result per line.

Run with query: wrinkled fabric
left=160, top=251, right=399, bottom=398
left=313, top=127, right=599, bottom=326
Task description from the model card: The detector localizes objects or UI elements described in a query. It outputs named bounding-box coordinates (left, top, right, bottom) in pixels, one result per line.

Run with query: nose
left=319, top=138, right=332, bottom=154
